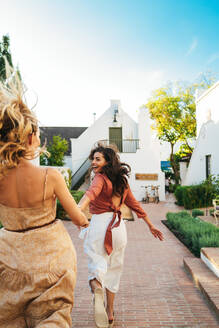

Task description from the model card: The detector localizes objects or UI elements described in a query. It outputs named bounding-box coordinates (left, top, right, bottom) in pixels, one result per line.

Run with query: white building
left=182, top=82, right=219, bottom=185
left=71, top=100, right=165, bottom=201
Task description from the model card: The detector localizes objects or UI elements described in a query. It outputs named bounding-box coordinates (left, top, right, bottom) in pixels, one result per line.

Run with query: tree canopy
left=0, top=35, right=13, bottom=82
left=145, top=78, right=214, bottom=183
left=40, top=135, right=68, bottom=167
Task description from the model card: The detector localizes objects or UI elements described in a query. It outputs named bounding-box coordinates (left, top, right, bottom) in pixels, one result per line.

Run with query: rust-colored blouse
left=85, top=173, right=147, bottom=255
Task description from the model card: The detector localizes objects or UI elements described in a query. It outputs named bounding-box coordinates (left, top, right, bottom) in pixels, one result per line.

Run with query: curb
left=184, top=257, right=219, bottom=319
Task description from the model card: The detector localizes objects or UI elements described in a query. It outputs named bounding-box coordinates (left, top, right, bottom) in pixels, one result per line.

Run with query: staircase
left=184, top=247, right=219, bottom=317
left=71, top=157, right=90, bottom=190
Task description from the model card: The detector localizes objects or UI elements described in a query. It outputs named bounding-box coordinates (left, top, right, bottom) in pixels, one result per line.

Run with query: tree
left=0, top=34, right=21, bottom=82
left=0, top=35, right=13, bottom=82
left=40, top=135, right=68, bottom=166
left=145, top=76, right=216, bottom=184
left=194, top=70, right=217, bottom=90
left=145, top=83, right=196, bottom=184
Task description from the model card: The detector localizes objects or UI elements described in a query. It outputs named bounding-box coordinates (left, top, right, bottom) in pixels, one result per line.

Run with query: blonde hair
left=0, top=60, right=46, bottom=178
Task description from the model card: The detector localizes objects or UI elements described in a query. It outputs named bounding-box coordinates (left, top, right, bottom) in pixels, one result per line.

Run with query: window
left=109, top=127, right=123, bottom=152
left=205, top=155, right=211, bottom=179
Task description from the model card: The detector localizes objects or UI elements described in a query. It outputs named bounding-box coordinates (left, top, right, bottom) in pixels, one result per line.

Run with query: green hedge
left=169, top=183, right=178, bottom=193
left=70, top=190, right=85, bottom=204
left=166, top=211, right=219, bottom=257
left=56, top=190, right=85, bottom=220
left=174, top=186, right=188, bottom=206
left=209, top=208, right=214, bottom=216
left=174, top=184, right=215, bottom=209
left=192, top=209, right=204, bottom=217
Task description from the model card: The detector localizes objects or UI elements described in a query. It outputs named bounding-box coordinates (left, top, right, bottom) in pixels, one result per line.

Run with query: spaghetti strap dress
left=0, top=171, right=77, bottom=328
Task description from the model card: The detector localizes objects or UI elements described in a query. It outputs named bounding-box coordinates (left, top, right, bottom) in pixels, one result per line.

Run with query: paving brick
left=64, top=197, right=219, bottom=327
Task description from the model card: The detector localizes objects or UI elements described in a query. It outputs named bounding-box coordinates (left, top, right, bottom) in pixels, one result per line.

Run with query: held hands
left=77, top=205, right=89, bottom=230
left=81, top=222, right=89, bottom=228
left=149, top=225, right=164, bottom=241
left=77, top=221, right=89, bottom=231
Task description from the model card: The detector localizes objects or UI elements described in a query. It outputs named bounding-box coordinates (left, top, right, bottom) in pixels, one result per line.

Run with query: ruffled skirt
left=0, top=220, right=77, bottom=328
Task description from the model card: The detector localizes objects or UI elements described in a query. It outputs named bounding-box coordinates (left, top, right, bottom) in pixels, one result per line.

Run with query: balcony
left=99, top=139, right=140, bottom=153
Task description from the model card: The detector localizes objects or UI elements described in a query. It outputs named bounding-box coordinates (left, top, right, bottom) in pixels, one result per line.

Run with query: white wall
left=120, top=108, right=165, bottom=201
left=71, top=100, right=138, bottom=174
left=120, top=153, right=165, bottom=201
left=64, top=155, right=72, bottom=170
left=184, top=120, right=219, bottom=185
left=196, top=81, right=219, bottom=135
left=179, top=162, right=188, bottom=185
left=71, top=101, right=165, bottom=201
left=183, top=81, right=219, bottom=185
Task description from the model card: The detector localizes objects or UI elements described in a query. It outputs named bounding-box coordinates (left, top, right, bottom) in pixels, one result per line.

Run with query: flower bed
left=164, top=211, right=219, bottom=257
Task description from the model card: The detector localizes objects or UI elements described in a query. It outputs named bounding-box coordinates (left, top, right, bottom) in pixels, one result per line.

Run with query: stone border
left=184, top=257, right=219, bottom=319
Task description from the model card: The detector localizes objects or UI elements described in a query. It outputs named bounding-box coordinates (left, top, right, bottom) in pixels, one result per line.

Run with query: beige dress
left=0, top=178, right=77, bottom=327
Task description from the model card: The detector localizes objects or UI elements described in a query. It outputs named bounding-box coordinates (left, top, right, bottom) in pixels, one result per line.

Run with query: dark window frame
left=205, top=154, right=211, bottom=179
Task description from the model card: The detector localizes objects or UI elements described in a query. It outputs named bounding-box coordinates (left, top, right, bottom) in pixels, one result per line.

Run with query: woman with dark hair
left=78, top=145, right=163, bottom=328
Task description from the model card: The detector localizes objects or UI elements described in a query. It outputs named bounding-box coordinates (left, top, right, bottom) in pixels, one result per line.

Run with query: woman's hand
left=77, top=222, right=89, bottom=231
left=149, top=225, right=164, bottom=241
left=81, top=222, right=89, bottom=228
left=142, top=215, right=164, bottom=241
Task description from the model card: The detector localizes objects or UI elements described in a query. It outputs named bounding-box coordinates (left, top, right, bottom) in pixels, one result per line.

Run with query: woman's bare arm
left=78, top=173, right=104, bottom=212
left=78, top=195, right=91, bottom=212
left=125, top=186, right=164, bottom=241
left=51, top=169, right=89, bottom=227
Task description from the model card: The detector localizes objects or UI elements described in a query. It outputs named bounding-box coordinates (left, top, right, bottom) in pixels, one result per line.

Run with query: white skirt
left=80, top=212, right=127, bottom=293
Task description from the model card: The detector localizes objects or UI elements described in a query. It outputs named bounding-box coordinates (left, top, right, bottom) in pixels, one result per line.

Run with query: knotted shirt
left=85, top=173, right=147, bottom=255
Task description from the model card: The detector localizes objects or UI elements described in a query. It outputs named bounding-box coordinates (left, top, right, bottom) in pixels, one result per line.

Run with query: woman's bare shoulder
left=44, top=167, right=66, bottom=186
left=46, top=167, right=63, bottom=178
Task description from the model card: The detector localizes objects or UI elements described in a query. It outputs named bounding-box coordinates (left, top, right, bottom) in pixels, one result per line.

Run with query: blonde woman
left=0, top=64, right=89, bottom=327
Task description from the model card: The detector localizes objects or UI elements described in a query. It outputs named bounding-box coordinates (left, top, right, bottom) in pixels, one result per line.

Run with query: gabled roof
left=40, top=126, right=87, bottom=155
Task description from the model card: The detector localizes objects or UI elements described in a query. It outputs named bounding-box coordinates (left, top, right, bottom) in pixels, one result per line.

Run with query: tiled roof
left=40, top=126, right=87, bottom=155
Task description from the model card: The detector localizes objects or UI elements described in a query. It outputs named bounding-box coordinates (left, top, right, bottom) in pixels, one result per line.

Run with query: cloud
left=186, top=38, right=198, bottom=56
left=207, top=53, right=219, bottom=65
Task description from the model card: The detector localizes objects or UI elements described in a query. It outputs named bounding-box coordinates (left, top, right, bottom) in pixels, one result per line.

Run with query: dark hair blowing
left=89, top=145, right=131, bottom=196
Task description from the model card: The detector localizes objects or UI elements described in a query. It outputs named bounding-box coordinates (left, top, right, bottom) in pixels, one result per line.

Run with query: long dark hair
left=89, top=144, right=131, bottom=196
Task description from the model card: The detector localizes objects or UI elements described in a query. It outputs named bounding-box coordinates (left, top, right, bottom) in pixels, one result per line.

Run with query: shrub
left=71, top=190, right=85, bottom=204
left=174, top=186, right=187, bottom=206
left=0, top=222, right=2, bottom=229
left=56, top=199, right=66, bottom=220
left=209, top=208, right=214, bottom=216
left=169, top=183, right=178, bottom=193
left=56, top=190, right=85, bottom=220
left=192, top=209, right=204, bottom=217
left=55, top=169, right=85, bottom=220
left=174, top=183, right=215, bottom=209
left=166, top=211, right=219, bottom=257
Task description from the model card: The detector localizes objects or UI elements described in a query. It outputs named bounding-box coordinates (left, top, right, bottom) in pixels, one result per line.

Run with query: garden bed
left=162, top=219, right=196, bottom=255
left=162, top=211, right=219, bottom=257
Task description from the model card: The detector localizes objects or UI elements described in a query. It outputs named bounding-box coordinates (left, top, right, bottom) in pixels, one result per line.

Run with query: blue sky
left=1, top=0, right=219, bottom=126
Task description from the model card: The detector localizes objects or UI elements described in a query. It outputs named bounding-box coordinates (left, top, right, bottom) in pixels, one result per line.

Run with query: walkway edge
left=184, top=257, right=219, bottom=319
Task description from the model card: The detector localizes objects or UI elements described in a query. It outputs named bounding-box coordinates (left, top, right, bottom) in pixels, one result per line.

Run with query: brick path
left=64, top=198, right=219, bottom=328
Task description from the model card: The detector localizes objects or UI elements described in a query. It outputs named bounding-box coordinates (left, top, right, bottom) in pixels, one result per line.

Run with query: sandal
left=94, top=288, right=108, bottom=328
